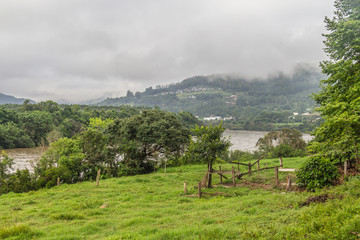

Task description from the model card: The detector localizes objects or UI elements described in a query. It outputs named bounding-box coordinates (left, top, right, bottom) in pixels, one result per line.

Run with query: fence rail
left=202, top=156, right=294, bottom=189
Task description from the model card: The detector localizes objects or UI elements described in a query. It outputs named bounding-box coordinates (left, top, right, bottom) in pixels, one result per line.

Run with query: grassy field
left=1, top=157, right=360, bottom=239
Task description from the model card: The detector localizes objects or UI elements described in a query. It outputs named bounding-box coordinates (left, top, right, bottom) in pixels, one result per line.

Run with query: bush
left=270, top=144, right=306, bottom=158
left=7, top=169, right=36, bottom=193
left=296, top=156, right=339, bottom=191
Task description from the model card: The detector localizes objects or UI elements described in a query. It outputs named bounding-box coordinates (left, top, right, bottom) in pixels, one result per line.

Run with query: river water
left=2, top=130, right=313, bottom=171
left=1, top=147, right=48, bottom=173
left=223, top=130, right=313, bottom=152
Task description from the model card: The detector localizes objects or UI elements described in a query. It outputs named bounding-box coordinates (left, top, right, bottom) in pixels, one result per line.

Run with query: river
left=1, top=147, right=48, bottom=173
left=2, top=130, right=313, bottom=172
left=223, top=130, right=313, bottom=152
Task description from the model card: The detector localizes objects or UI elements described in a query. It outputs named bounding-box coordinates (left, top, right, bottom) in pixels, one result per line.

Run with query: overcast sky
left=0, top=0, right=334, bottom=103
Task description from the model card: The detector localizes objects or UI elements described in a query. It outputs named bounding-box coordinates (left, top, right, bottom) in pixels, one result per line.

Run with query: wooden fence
left=202, top=156, right=297, bottom=189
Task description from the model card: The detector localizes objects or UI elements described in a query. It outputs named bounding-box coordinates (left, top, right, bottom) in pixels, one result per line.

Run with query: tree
left=0, top=123, right=35, bottom=149
left=108, top=109, right=190, bottom=175
left=79, top=118, right=115, bottom=179
left=182, top=123, right=231, bottom=187
left=310, top=0, right=360, bottom=163
left=35, top=138, right=85, bottom=184
left=256, top=129, right=307, bottom=158
left=18, top=111, right=53, bottom=146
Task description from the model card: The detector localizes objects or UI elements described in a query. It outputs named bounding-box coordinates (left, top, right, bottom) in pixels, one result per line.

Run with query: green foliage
left=310, top=0, right=360, bottom=162
left=256, top=129, right=307, bottom=158
left=18, top=110, right=54, bottom=146
left=182, top=123, right=231, bottom=167
left=0, top=108, right=196, bottom=194
left=80, top=126, right=114, bottom=179
left=0, top=152, right=38, bottom=194
left=0, top=102, right=146, bottom=149
left=108, top=109, right=191, bottom=175
left=7, top=169, right=36, bottom=193
left=0, top=122, right=35, bottom=149
left=296, top=156, right=339, bottom=191
left=0, top=150, right=13, bottom=179
left=35, top=138, right=85, bottom=183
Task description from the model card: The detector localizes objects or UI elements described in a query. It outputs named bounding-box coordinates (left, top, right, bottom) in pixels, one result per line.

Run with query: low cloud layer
left=0, top=0, right=334, bottom=103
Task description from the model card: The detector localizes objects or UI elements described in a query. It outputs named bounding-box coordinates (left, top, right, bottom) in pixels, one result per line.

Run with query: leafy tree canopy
left=182, top=123, right=231, bottom=166
left=256, top=129, right=307, bottom=158
left=108, top=109, right=191, bottom=175
left=310, top=0, right=360, bottom=162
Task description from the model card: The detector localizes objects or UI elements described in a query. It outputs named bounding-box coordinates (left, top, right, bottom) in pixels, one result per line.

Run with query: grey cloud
left=0, top=0, right=334, bottom=102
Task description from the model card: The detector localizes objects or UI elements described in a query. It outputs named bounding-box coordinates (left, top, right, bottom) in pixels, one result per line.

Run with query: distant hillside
left=98, top=66, right=324, bottom=131
left=0, top=93, right=34, bottom=104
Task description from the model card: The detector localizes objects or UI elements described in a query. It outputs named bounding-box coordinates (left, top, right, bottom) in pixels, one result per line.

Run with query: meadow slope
left=0, top=158, right=360, bottom=239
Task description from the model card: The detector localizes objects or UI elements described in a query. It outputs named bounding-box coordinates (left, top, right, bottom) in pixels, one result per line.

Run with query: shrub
left=7, top=169, right=36, bottom=193
left=296, top=156, right=339, bottom=191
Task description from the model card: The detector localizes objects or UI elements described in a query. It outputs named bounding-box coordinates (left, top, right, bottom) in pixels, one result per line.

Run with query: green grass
left=0, top=157, right=360, bottom=239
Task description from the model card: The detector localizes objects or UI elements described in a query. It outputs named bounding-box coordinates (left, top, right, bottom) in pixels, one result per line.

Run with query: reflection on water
left=1, top=147, right=48, bottom=173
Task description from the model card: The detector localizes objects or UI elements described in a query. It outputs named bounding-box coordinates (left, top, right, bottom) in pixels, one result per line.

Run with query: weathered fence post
left=219, top=166, right=223, bottom=183
left=275, top=166, right=279, bottom=186
left=57, top=177, right=60, bottom=186
left=232, top=166, right=236, bottom=187
left=265, top=163, right=268, bottom=172
left=257, top=161, right=260, bottom=172
left=237, top=164, right=240, bottom=173
left=279, top=157, right=283, bottom=168
left=207, top=163, right=212, bottom=188
left=96, top=169, right=101, bottom=186
left=286, top=176, right=292, bottom=192
left=248, top=162, right=252, bottom=176
left=344, top=161, right=348, bottom=176
left=184, top=182, right=187, bottom=194
left=198, top=182, right=202, bottom=199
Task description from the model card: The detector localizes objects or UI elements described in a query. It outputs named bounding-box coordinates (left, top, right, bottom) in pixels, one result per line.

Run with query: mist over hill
left=97, top=66, right=323, bottom=131
left=0, top=93, right=35, bottom=105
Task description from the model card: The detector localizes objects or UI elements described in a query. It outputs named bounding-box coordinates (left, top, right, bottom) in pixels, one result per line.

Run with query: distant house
left=203, top=116, right=222, bottom=121
left=223, top=116, right=233, bottom=121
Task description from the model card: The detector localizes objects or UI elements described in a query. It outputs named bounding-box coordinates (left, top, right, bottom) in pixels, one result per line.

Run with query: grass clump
left=0, top=224, right=40, bottom=239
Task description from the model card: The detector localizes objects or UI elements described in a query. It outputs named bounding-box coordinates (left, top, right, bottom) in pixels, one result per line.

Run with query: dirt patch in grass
left=216, top=180, right=273, bottom=190
left=299, top=193, right=335, bottom=207
left=237, top=180, right=273, bottom=189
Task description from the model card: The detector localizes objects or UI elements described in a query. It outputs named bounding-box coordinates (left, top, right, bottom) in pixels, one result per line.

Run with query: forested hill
left=0, top=93, right=34, bottom=104
left=98, top=66, right=323, bottom=131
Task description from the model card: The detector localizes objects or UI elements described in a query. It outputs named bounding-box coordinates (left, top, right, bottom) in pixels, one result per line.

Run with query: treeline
left=0, top=101, right=199, bottom=149
left=0, top=109, right=201, bottom=194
